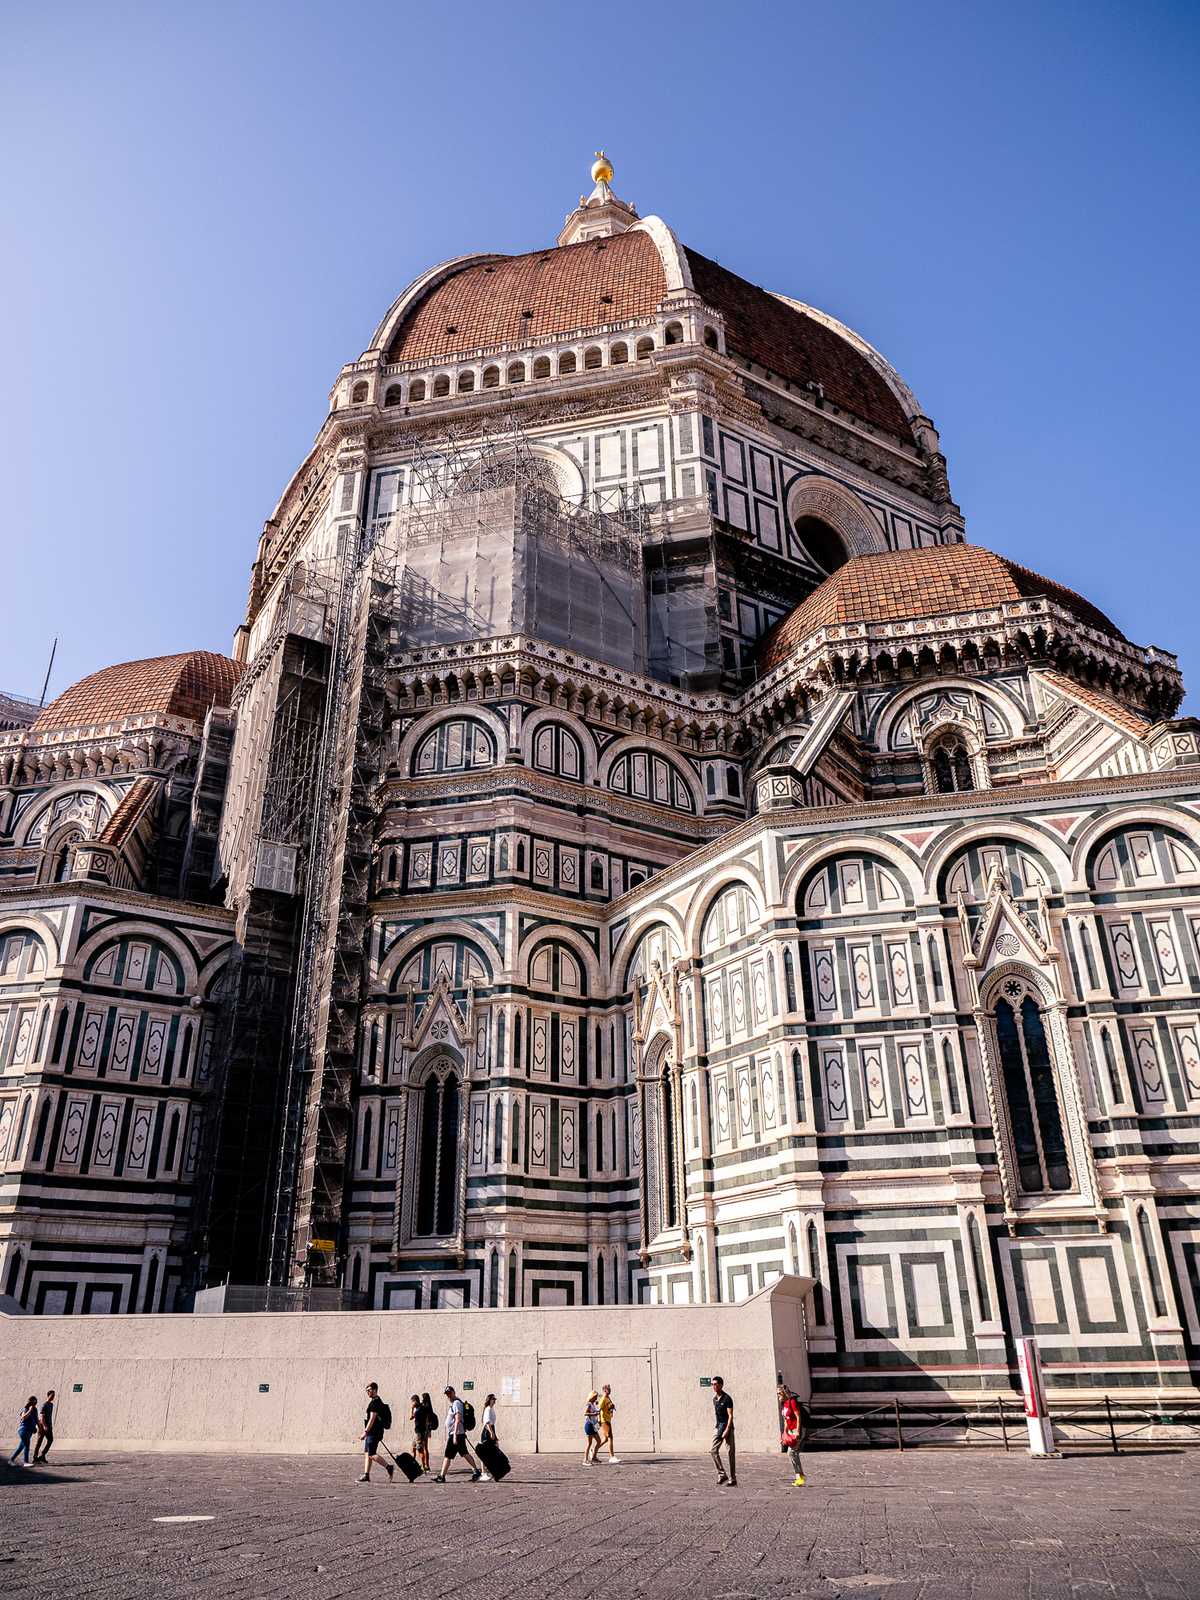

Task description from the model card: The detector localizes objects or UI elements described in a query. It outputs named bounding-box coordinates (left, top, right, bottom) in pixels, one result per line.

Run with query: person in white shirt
left=433, top=1384, right=490, bottom=1483
left=480, top=1394, right=498, bottom=1443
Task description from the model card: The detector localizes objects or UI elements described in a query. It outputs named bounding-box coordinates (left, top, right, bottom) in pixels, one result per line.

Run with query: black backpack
left=461, top=1399, right=476, bottom=1431
left=377, top=1400, right=392, bottom=1431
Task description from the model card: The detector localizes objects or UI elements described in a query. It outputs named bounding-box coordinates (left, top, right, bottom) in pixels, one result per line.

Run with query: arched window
left=791, top=514, right=847, bottom=576
left=932, top=737, right=975, bottom=794
left=636, top=337, right=654, bottom=361
left=412, top=717, right=496, bottom=775
left=409, top=379, right=426, bottom=401
left=351, top=381, right=368, bottom=403
left=659, top=1062, right=679, bottom=1230
left=610, top=342, right=629, bottom=365
left=433, top=374, right=451, bottom=397
left=941, top=1037, right=961, bottom=1116
left=457, top=370, right=475, bottom=392
left=806, top=1220, right=825, bottom=1323
left=0, top=930, right=48, bottom=983
left=416, top=1066, right=460, bottom=1235
left=383, top=384, right=403, bottom=407
left=608, top=749, right=695, bottom=812
left=664, top=321, right=683, bottom=345
left=558, top=351, right=577, bottom=375
left=703, top=325, right=719, bottom=350
left=52, top=831, right=82, bottom=882
left=992, top=978, right=1072, bottom=1193
left=528, top=941, right=584, bottom=996
left=701, top=883, right=761, bottom=952
left=532, top=356, right=551, bottom=379
left=482, top=365, right=500, bottom=389
left=507, top=362, right=526, bottom=384
left=531, top=721, right=583, bottom=780
left=584, top=345, right=602, bottom=370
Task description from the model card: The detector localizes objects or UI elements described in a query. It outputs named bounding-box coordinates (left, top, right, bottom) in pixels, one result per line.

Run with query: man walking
left=434, top=1385, right=490, bottom=1482
left=358, top=1382, right=394, bottom=1482
left=598, top=1383, right=620, bottom=1463
left=33, top=1390, right=55, bottom=1464
left=710, top=1375, right=736, bottom=1486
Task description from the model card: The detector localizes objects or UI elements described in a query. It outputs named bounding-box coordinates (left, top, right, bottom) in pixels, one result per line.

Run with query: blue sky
left=2, top=1, right=1197, bottom=706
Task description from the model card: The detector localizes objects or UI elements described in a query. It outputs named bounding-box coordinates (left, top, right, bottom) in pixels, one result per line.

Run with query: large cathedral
left=2, top=157, right=1198, bottom=1406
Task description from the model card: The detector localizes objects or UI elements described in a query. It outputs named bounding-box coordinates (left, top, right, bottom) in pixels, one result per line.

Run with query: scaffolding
left=259, top=412, right=655, bottom=1288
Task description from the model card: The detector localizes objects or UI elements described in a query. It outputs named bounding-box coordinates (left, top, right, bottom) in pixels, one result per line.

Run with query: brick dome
left=381, top=227, right=914, bottom=442
left=386, top=231, right=667, bottom=363
left=33, top=651, right=242, bottom=732
left=757, top=544, right=1124, bottom=672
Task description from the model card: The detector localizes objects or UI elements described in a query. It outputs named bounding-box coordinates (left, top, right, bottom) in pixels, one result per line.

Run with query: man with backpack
left=358, top=1382, right=395, bottom=1482
left=433, top=1384, right=491, bottom=1482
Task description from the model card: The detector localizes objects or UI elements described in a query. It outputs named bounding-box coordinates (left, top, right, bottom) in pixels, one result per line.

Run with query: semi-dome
left=757, top=544, right=1124, bottom=673
left=33, top=651, right=243, bottom=733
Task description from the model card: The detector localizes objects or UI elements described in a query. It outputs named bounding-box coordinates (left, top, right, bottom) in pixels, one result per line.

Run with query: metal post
left=894, top=1398, right=904, bottom=1452
left=998, top=1396, right=1010, bottom=1452
left=1104, top=1394, right=1119, bottom=1455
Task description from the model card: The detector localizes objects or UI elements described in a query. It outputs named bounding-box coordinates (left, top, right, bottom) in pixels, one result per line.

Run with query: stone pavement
left=2, top=1446, right=1198, bottom=1599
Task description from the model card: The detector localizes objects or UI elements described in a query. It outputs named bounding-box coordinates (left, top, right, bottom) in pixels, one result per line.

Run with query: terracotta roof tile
left=1037, top=668, right=1151, bottom=738
left=34, top=652, right=242, bottom=733
left=758, top=544, right=1124, bottom=672
left=387, top=232, right=666, bottom=362
left=684, top=248, right=912, bottom=441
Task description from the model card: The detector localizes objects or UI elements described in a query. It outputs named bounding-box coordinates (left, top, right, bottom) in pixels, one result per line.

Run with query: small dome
left=33, top=651, right=242, bottom=733
left=758, top=544, right=1124, bottom=673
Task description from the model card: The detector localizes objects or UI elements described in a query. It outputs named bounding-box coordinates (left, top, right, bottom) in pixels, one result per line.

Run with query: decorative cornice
left=604, top=767, right=1200, bottom=918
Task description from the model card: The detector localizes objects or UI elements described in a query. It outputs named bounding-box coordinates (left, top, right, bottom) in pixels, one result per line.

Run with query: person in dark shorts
left=710, top=1376, right=736, bottom=1486
left=358, top=1382, right=394, bottom=1482
left=33, top=1390, right=55, bottom=1464
left=434, top=1385, right=489, bottom=1482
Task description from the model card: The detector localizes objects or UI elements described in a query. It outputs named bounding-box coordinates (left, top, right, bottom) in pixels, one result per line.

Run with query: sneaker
left=607, top=1457, right=621, bottom=1464
left=792, top=1473, right=806, bottom=1487
left=479, top=1471, right=493, bottom=1481
left=433, top=1475, right=446, bottom=1483
left=716, top=1475, right=728, bottom=1486
left=357, top=1473, right=370, bottom=1482
left=470, top=1470, right=482, bottom=1482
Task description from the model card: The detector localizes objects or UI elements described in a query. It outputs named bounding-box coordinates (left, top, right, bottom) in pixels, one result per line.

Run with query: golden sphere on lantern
left=591, top=150, right=614, bottom=185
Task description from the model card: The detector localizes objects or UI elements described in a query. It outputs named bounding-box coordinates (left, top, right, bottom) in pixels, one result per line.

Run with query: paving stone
left=1, top=1449, right=1198, bottom=1600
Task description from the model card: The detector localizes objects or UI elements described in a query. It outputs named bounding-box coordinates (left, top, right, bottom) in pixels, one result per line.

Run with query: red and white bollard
left=1016, top=1336, right=1057, bottom=1457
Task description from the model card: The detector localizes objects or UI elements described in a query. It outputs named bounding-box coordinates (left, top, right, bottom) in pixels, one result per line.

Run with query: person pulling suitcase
left=358, top=1383, right=394, bottom=1482
left=475, top=1393, right=511, bottom=1481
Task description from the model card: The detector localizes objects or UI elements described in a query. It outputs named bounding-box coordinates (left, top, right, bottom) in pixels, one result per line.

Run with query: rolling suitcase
left=475, top=1435, right=511, bottom=1481
left=383, top=1443, right=423, bottom=1482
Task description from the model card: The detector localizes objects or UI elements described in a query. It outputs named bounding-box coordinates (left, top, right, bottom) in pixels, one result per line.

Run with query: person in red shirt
left=778, top=1383, right=806, bottom=1487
